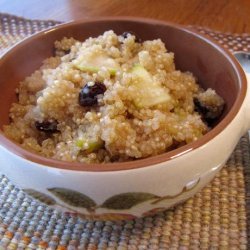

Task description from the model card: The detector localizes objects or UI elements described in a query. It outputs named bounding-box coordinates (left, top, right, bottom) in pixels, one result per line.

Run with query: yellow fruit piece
left=130, top=64, right=171, bottom=108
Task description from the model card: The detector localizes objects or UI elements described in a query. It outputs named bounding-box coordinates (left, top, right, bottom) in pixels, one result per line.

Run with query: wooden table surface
left=0, top=0, right=250, bottom=34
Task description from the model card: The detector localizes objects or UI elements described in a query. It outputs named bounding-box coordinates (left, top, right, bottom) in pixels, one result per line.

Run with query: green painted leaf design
left=24, top=189, right=56, bottom=205
left=48, top=188, right=96, bottom=209
left=101, top=192, right=159, bottom=210
left=151, top=178, right=201, bottom=205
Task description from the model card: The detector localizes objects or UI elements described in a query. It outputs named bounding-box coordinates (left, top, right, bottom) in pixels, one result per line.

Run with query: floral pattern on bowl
left=23, top=178, right=200, bottom=220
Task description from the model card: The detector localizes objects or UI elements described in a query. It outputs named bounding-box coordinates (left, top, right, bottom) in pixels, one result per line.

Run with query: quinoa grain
left=3, top=30, right=224, bottom=163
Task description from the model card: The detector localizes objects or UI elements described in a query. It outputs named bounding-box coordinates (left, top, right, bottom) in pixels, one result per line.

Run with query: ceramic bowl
left=0, top=18, right=248, bottom=220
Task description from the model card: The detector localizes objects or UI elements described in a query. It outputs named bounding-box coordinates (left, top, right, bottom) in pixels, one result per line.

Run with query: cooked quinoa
left=3, top=31, right=224, bottom=163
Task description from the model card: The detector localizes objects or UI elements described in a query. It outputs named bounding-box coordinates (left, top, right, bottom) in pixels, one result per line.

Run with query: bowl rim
left=0, top=17, right=247, bottom=172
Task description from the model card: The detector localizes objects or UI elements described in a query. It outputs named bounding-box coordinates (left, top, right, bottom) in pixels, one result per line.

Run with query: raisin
left=35, top=120, right=58, bottom=133
left=121, top=31, right=142, bottom=43
left=79, top=82, right=106, bottom=107
left=64, top=49, right=71, bottom=54
left=194, top=97, right=224, bottom=126
left=194, top=98, right=209, bottom=116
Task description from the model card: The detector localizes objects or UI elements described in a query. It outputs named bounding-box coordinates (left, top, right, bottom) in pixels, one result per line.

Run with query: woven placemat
left=0, top=13, right=249, bottom=250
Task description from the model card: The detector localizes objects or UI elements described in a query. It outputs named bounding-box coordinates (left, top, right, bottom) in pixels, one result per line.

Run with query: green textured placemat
left=0, top=13, right=249, bottom=250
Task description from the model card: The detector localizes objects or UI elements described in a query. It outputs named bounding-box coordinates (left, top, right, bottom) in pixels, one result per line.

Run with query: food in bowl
left=3, top=30, right=224, bottom=163
left=0, top=18, right=247, bottom=220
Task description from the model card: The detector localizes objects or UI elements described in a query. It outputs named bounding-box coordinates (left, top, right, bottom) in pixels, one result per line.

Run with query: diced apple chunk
left=76, top=138, right=104, bottom=153
left=74, top=52, right=119, bottom=76
left=130, top=65, right=171, bottom=108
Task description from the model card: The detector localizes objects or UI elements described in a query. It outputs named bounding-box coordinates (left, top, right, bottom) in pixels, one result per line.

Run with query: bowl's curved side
left=0, top=17, right=247, bottom=172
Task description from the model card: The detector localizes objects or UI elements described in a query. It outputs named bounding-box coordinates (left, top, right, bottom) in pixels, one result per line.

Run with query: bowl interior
left=0, top=18, right=245, bottom=170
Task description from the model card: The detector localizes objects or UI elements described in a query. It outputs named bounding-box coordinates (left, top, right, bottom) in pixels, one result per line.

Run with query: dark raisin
left=79, top=82, right=106, bottom=107
left=194, top=98, right=209, bottom=116
left=64, top=49, right=71, bottom=54
left=126, top=112, right=134, bottom=119
left=121, top=31, right=142, bottom=43
left=35, top=120, right=58, bottom=133
left=194, top=97, right=224, bottom=126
